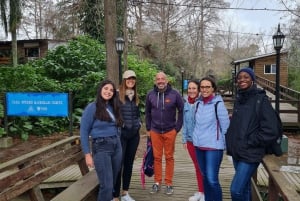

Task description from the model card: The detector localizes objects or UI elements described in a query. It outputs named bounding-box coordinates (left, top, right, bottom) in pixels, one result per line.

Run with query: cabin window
left=0, top=49, right=11, bottom=57
left=24, top=42, right=40, bottom=60
left=25, top=47, right=40, bottom=58
left=264, top=64, right=276, bottom=74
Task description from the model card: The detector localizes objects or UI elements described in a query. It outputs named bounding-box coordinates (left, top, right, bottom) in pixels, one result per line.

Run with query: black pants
left=113, top=130, right=140, bottom=198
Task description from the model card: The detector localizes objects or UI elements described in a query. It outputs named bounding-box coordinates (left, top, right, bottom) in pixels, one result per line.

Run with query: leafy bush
left=0, top=103, right=4, bottom=137
left=0, top=35, right=164, bottom=139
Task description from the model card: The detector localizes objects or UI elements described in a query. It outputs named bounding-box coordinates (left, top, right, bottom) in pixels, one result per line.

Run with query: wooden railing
left=252, top=155, right=300, bottom=201
left=0, top=136, right=90, bottom=201
left=256, top=75, right=300, bottom=122
left=256, top=75, right=300, bottom=101
left=221, top=76, right=300, bottom=123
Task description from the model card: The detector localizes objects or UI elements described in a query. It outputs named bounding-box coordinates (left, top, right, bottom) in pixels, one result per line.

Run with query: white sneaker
left=188, top=192, right=204, bottom=201
left=121, top=193, right=135, bottom=201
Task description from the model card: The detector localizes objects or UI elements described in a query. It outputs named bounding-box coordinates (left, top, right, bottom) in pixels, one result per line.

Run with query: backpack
left=140, top=137, right=154, bottom=189
left=195, top=101, right=221, bottom=121
left=195, top=101, right=222, bottom=139
left=255, top=94, right=283, bottom=157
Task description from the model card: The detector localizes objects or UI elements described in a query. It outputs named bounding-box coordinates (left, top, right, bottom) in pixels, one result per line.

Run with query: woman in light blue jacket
left=192, top=76, right=229, bottom=201
left=182, top=79, right=205, bottom=201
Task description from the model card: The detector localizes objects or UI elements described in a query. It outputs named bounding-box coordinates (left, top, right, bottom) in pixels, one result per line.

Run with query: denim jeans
left=195, top=149, right=223, bottom=201
left=230, top=159, right=259, bottom=201
left=92, top=136, right=122, bottom=201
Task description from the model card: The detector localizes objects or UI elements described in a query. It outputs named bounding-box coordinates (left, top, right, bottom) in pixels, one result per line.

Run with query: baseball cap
left=123, top=70, right=136, bottom=79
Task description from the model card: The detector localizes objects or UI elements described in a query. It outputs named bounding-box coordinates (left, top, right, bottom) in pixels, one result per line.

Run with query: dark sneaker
left=150, top=184, right=160, bottom=194
left=165, top=185, right=174, bottom=195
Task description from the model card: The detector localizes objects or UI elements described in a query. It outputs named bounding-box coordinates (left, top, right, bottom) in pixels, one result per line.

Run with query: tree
left=79, top=0, right=105, bottom=42
left=141, top=0, right=186, bottom=70
left=104, top=0, right=119, bottom=85
left=182, top=0, right=229, bottom=77
left=0, top=0, right=22, bottom=67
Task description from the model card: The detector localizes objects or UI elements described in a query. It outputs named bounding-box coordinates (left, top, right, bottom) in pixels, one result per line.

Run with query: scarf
left=188, top=96, right=197, bottom=104
left=203, top=94, right=214, bottom=104
left=126, top=89, right=135, bottom=101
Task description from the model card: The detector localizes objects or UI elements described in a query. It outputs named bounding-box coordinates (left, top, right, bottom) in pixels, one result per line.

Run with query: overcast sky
left=224, top=0, right=294, bottom=36
left=0, top=0, right=296, bottom=43
left=222, top=0, right=296, bottom=51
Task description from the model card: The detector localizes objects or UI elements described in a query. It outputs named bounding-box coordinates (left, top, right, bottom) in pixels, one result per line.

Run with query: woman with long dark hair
left=80, top=79, right=123, bottom=201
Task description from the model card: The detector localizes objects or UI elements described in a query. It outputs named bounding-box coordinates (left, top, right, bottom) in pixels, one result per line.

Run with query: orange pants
left=150, top=129, right=177, bottom=186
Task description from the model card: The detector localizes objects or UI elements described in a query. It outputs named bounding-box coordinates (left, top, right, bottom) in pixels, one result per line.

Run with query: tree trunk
left=123, top=0, right=128, bottom=70
left=11, top=30, right=18, bottom=67
left=104, top=0, right=118, bottom=85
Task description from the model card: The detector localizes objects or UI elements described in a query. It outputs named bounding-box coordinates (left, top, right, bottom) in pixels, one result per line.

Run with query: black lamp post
left=181, top=67, right=185, bottom=97
left=231, top=68, right=235, bottom=98
left=272, top=24, right=285, bottom=114
left=115, top=37, right=125, bottom=84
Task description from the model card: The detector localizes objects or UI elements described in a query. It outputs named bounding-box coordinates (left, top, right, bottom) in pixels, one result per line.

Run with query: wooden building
left=232, top=51, right=288, bottom=86
left=0, top=39, right=66, bottom=65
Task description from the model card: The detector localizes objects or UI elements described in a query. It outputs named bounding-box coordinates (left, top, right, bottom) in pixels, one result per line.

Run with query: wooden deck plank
left=36, top=134, right=300, bottom=201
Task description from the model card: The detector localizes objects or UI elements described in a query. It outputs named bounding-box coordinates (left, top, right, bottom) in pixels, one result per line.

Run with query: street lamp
left=181, top=67, right=185, bottom=97
left=231, top=68, right=235, bottom=98
left=272, top=24, right=285, bottom=114
left=115, top=37, right=125, bottom=84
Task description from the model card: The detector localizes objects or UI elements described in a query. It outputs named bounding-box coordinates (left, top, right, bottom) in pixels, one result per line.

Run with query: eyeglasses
left=200, top=86, right=212, bottom=89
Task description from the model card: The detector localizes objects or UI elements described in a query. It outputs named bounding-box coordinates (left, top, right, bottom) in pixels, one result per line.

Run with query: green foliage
left=73, top=108, right=84, bottom=127
left=0, top=36, right=106, bottom=139
left=0, top=35, right=169, bottom=140
left=32, top=117, right=66, bottom=136
left=41, top=36, right=106, bottom=81
left=8, top=117, right=33, bottom=140
left=0, top=103, right=4, bottom=137
left=288, top=68, right=300, bottom=91
left=217, top=78, right=232, bottom=92
left=0, top=66, right=62, bottom=92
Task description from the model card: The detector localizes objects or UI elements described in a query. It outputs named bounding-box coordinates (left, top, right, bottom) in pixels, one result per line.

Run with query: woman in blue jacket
left=80, top=80, right=123, bottom=201
left=182, top=79, right=205, bottom=201
left=192, top=76, right=230, bottom=201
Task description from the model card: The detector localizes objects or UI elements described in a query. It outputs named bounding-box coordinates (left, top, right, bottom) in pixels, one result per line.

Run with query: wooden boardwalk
left=12, top=133, right=299, bottom=201
left=39, top=134, right=235, bottom=200
left=38, top=134, right=271, bottom=201
left=128, top=135, right=234, bottom=201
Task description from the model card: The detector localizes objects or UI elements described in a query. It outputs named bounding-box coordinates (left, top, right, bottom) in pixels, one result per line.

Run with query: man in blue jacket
left=145, top=71, right=184, bottom=195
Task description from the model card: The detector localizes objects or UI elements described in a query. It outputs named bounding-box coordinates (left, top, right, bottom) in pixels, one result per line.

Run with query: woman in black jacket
left=113, top=70, right=141, bottom=201
left=226, top=67, right=279, bottom=201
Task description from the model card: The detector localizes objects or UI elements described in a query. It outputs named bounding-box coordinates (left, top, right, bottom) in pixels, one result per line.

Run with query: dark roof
left=232, top=50, right=288, bottom=65
left=0, top=39, right=67, bottom=45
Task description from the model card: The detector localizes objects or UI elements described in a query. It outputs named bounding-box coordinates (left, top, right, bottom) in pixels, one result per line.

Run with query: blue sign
left=183, top=79, right=188, bottom=90
left=6, top=92, right=69, bottom=117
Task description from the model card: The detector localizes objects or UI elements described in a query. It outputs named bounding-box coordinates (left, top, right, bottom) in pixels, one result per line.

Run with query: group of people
left=80, top=67, right=281, bottom=201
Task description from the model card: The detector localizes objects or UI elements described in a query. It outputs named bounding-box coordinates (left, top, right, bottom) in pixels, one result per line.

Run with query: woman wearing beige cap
left=113, top=70, right=141, bottom=201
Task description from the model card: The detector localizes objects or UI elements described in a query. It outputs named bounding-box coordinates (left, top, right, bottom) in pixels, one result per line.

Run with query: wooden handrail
left=261, top=155, right=300, bottom=201
left=0, top=136, right=88, bottom=201
left=223, top=76, right=300, bottom=123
